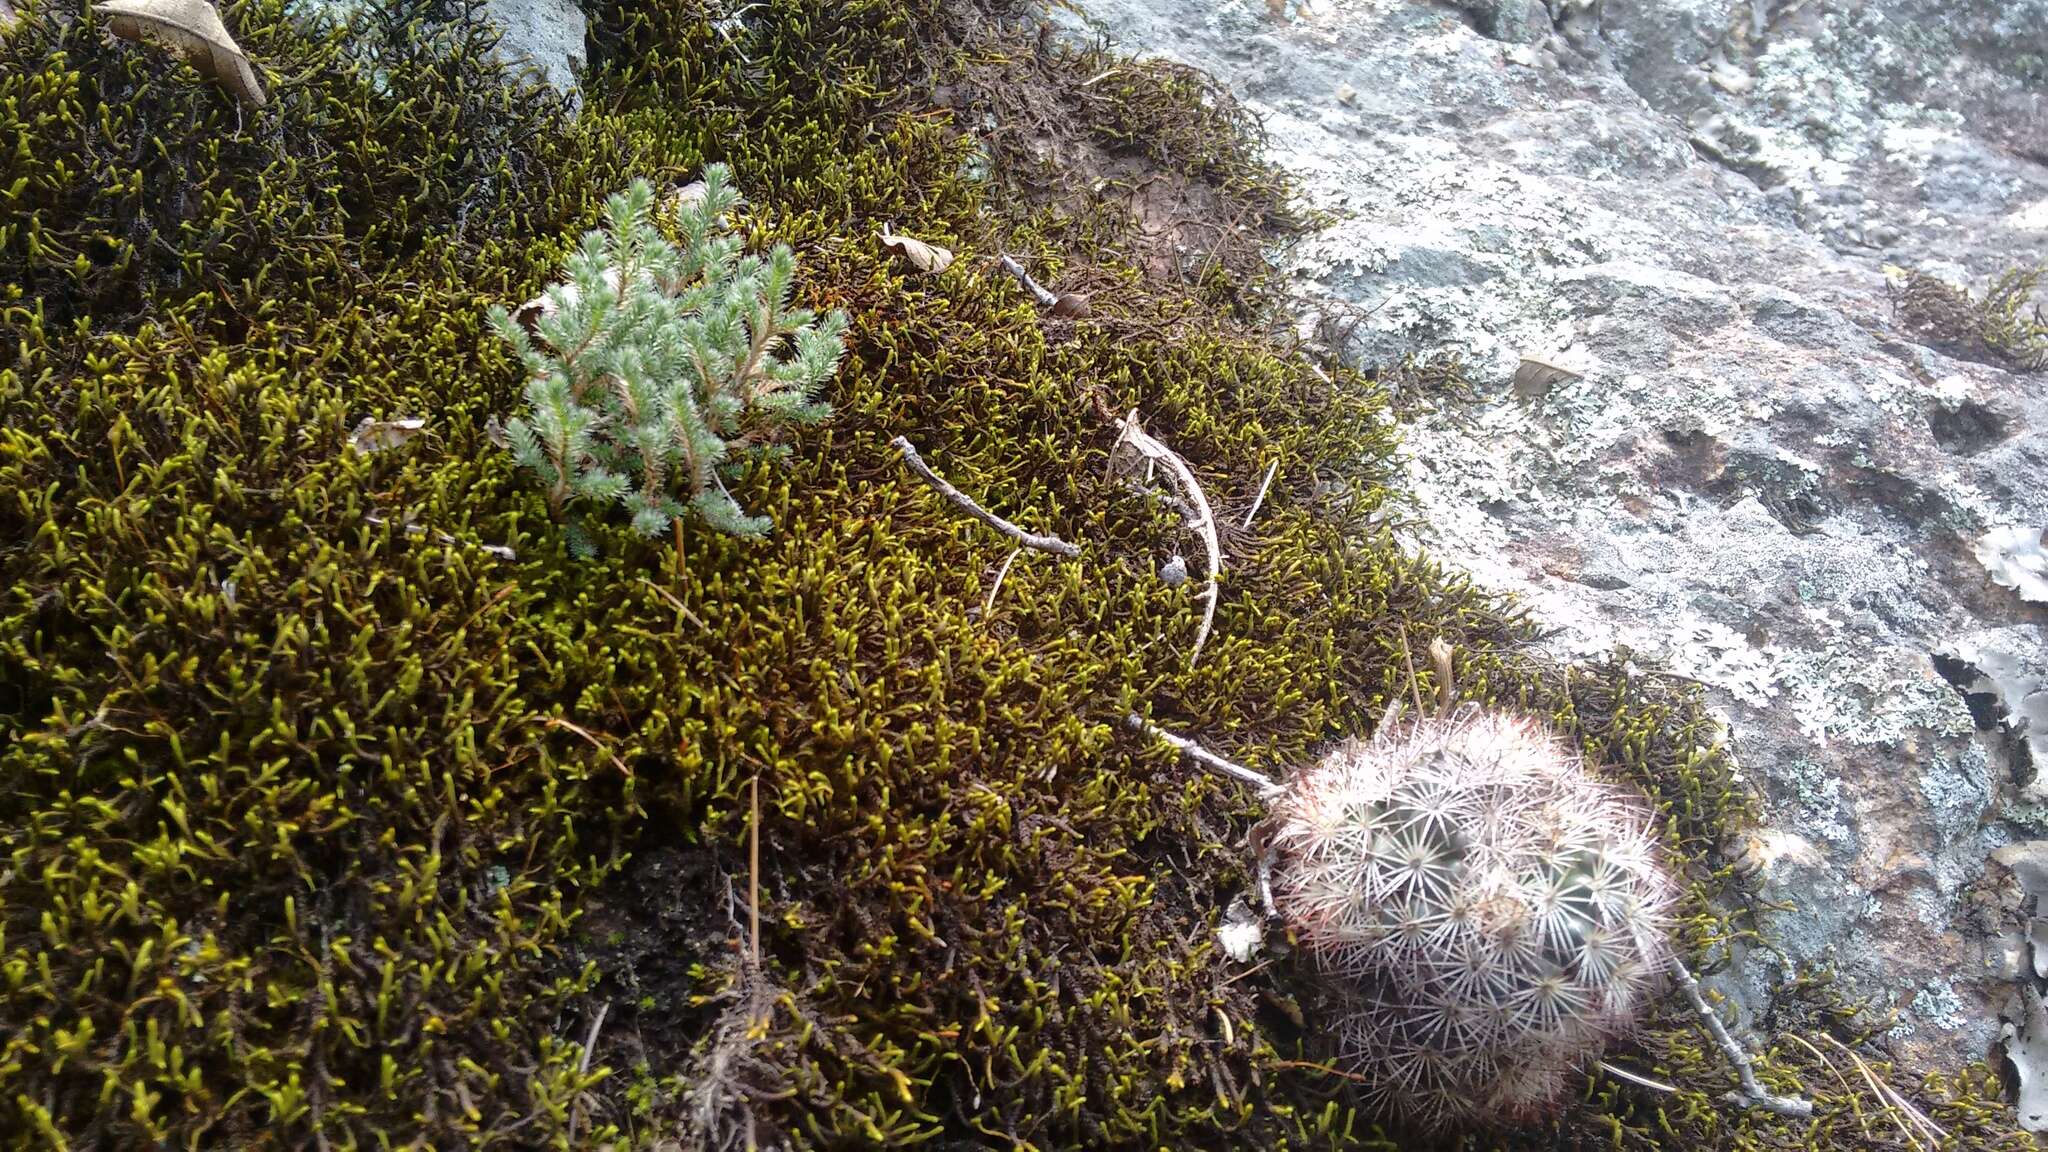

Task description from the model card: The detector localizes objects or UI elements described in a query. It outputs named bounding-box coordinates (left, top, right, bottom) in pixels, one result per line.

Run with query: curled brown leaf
left=879, top=225, right=955, bottom=274
left=98, top=0, right=265, bottom=107
left=1511, top=354, right=1581, bottom=400
left=349, top=417, right=427, bottom=454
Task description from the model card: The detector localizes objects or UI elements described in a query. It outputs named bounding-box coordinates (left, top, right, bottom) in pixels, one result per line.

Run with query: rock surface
left=1048, top=0, right=2048, bottom=1073
left=478, top=0, right=583, bottom=93
left=295, top=0, right=586, bottom=94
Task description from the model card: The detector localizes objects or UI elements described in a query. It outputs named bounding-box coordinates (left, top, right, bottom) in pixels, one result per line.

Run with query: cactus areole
left=1265, top=707, right=1680, bottom=1128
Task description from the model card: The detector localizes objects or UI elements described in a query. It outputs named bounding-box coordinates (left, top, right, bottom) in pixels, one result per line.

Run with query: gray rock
left=1442, top=0, right=1551, bottom=43
left=293, top=0, right=585, bottom=97
left=1939, top=626, right=2048, bottom=791
left=1053, top=0, right=2048, bottom=1074
left=480, top=0, right=584, bottom=95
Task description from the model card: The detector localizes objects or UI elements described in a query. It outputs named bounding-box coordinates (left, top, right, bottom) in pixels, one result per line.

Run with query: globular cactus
left=1266, top=707, right=1678, bottom=1128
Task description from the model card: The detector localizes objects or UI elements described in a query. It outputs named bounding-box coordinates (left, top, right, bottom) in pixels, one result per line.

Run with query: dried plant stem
left=748, top=774, right=762, bottom=967
left=1672, top=957, right=1815, bottom=1119
left=1427, top=636, right=1455, bottom=717
left=997, top=253, right=1060, bottom=308
left=639, top=576, right=707, bottom=629
left=1397, top=627, right=1424, bottom=714
left=539, top=716, right=633, bottom=778
left=984, top=546, right=1022, bottom=615
left=1217, top=956, right=1278, bottom=988
left=1597, top=1059, right=1676, bottom=1094
left=1815, top=1033, right=1947, bottom=1147
left=1125, top=713, right=1282, bottom=797
left=570, top=1000, right=609, bottom=1138
left=1113, top=411, right=1221, bottom=667
left=1240, top=460, right=1279, bottom=530
left=890, top=437, right=1081, bottom=558
left=578, top=1002, right=609, bottom=1076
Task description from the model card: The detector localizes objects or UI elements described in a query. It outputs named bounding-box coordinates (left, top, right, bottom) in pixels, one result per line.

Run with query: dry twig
left=984, top=546, right=1022, bottom=615
left=1240, top=460, right=1279, bottom=530
left=569, top=1000, right=610, bottom=1139
left=1397, top=627, right=1424, bottom=714
left=1597, top=1059, right=1677, bottom=1094
left=890, top=436, right=1080, bottom=558
left=639, top=576, right=707, bottom=629
left=538, top=716, right=633, bottom=778
left=1111, top=411, right=1222, bottom=667
left=1813, top=1033, right=1947, bottom=1148
left=997, top=253, right=1060, bottom=308
left=749, top=774, right=762, bottom=968
left=578, top=1001, right=609, bottom=1077
left=1672, top=958, right=1815, bottom=1119
left=1125, top=713, right=1281, bottom=796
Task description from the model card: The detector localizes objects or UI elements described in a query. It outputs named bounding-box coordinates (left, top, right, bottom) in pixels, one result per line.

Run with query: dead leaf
left=879, top=225, right=954, bottom=274
left=349, top=416, right=426, bottom=454
left=1512, top=354, right=1581, bottom=400
left=513, top=268, right=624, bottom=333
left=1050, top=292, right=1090, bottom=319
left=512, top=288, right=562, bottom=332
left=1218, top=897, right=1264, bottom=962
left=1, top=0, right=17, bottom=29
left=484, top=413, right=511, bottom=450
left=99, top=0, right=266, bottom=108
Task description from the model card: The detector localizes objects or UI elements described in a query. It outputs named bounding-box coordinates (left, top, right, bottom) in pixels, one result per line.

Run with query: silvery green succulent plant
left=489, top=165, right=848, bottom=553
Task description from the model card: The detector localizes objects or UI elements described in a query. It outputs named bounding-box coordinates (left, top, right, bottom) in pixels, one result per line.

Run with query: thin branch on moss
left=639, top=577, right=707, bottom=629
left=539, top=716, right=633, bottom=778
left=578, top=1001, right=609, bottom=1078
left=1126, top=713, right=1282, bottom=797
left=1672, top=958, right=1815, bottom=1119
left=1815, top=1033, right=1947, bottom=1148
left=1112, top=411, right=1222, bottom=667
left=1218, top=956, right=1278, bottom=988
left=890, top=437, right=1081, bottom=557
left=1240, top=460, right=1278, bottom=530
left=1397, top=627, right=1425, bottom=715
left=997, top=253, right=1059, bottom=308
left=748, top=774, right=762, bottom=968
left=570, top=998, right=610, bottom=1136
left=984, top=546, right=1022, bottom=615
left=1597, top=1060, right=1677, bottom=1094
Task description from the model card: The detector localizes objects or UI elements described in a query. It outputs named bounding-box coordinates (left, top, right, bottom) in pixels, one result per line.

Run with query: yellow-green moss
left=0, top=0, right=2029, bottom=1148
left=1895, top=264, right=2048, bottom=372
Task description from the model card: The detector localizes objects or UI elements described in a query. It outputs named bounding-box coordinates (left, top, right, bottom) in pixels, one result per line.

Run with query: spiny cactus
left=1267, top=706, right=1679, bottom=1128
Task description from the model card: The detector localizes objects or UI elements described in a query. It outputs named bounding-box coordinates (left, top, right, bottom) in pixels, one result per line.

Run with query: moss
left=0, top=0, right=2029, bottom=1148
left=1894, top=264, right=2048, bottom=372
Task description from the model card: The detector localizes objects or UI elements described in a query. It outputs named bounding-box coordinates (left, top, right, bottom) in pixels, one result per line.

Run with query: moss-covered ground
left=0, top=0, right=2031, bottom=1147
